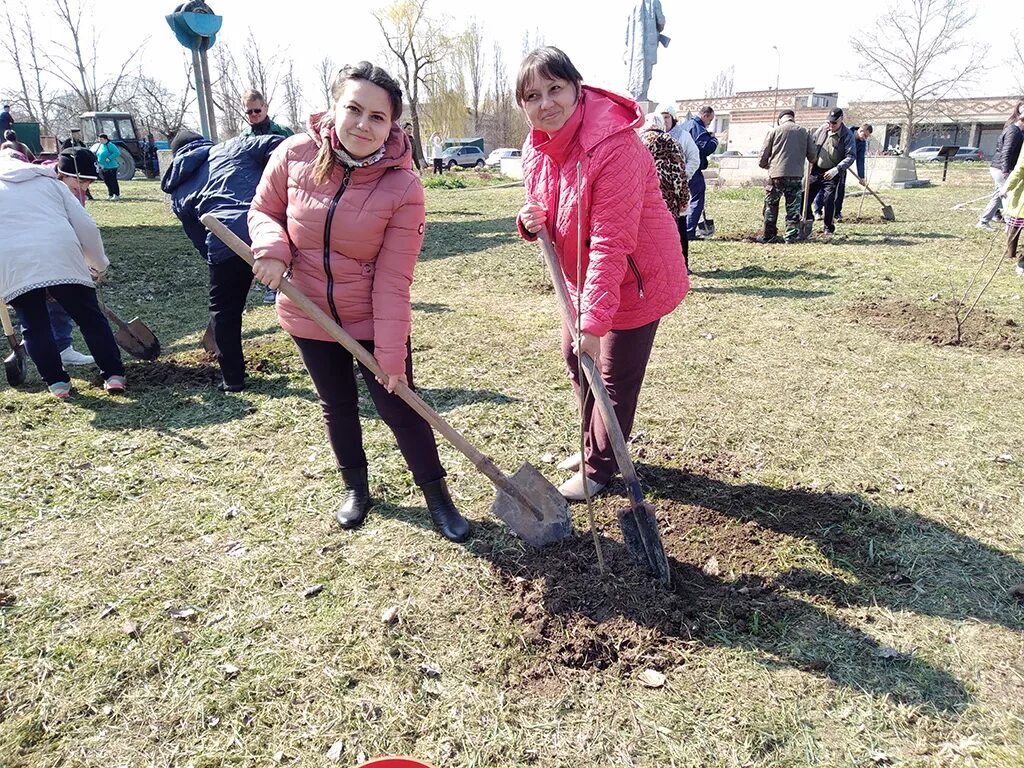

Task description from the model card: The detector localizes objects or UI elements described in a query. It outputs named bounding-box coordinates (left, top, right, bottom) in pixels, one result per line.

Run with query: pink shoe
left=103, top=375, right=127, bottom=393
left=48, top=381, right=72, bottom=398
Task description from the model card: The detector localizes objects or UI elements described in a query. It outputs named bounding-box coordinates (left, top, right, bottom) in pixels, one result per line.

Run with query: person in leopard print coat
left=639, top=112, right=689, bottom=266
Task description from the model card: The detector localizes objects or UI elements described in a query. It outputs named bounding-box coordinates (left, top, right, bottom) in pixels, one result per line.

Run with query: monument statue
left=624, top=0, right=669, bottom=102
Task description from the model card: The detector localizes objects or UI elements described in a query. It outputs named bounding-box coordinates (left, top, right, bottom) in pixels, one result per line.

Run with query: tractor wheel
left=116, top=152, right=137, bottom=181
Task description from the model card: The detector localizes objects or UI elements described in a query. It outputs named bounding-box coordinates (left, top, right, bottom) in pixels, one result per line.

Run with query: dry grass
left=1, top=164, right=1023, bottom=767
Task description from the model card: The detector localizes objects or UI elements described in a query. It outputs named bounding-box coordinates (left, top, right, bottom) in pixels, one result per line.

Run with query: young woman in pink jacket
left=249, top=62, right=469, bottom=542
left=516, top=46, right=688, bottom=501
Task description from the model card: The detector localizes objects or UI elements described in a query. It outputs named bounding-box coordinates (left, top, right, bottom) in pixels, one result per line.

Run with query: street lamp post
left=771, top=46, right=781, bottom=125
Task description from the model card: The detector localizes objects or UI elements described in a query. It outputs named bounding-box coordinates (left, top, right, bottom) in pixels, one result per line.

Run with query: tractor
left=78, top=112, right=149, bottom=179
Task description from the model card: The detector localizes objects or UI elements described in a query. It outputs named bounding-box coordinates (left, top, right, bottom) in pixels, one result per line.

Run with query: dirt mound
left=487, top=456, right=863, bottom=673
left=853, top=299, right=1024, bottom=352
left=125, top=359, right=221, bottom=387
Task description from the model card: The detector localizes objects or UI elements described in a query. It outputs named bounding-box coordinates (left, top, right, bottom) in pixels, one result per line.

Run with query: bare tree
left=521, top=27, right=545, bottom=56
left=705, top=66, right=734, bottom=98
left=280, top=59, right=304, bottom=132
left=483, top=42, right=526, bottom=150
left=848, top=0, right=988, bottom=157
left=211, top=43, right=245, bottom=138
left=126, top=61, right=196, bottom=142
left=461, top=20, right=485, bottom=133
left=241, top=28, right=281, bottom=108
left=316, top=56, right=336, bottom=110
left=44, top=0, right=147, bottom=112
left=374, top=0, right=447, bottom=167
left=1011, top=33, right=1024, bottom=97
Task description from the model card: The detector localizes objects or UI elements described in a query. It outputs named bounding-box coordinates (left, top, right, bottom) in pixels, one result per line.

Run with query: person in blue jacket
left=682, top=105, right=719, bottom=238
left=161, top=130, right=285, bottom=391
left=815, top=123, right=872, bottom=221
left=93, top=134, right=122, bottom=199
left=0, top=104, right=13, bottom=135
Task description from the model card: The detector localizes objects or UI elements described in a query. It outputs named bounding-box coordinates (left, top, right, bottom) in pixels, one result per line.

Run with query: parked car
left=442, top=145, right=486, bottom=169
left=909, top=146, right=943, bottom=161
left=485, top=147, right=521, bottom=167
left=952, top=146, right=984, bottom=161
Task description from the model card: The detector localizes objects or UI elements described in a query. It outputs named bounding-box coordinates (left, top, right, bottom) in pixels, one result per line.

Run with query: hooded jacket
left=518, top=86, right=687, bottom=337
left=161, top=134, right=285, bottom=265
left=759, top=116, right=816, bottom=178
left=248, top=116, right=425, bottom=376
left=0, top=157, right=107, bottom=302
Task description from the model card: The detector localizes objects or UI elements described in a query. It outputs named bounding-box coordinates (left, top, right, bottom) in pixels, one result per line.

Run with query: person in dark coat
left=161, top=130, right=285, bottom=391
left=0, top=104, right=12, bottom=135
left=808, top=107, right=856, bottom=235
left=681, top=105, right=718, bottom=238
left=977, top=101, right=1024, bottom=230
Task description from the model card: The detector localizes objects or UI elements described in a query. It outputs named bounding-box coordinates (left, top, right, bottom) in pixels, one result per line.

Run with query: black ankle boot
left=335, top=467, right=371, bottom=529
left=420, top=478, right=470, bottom=542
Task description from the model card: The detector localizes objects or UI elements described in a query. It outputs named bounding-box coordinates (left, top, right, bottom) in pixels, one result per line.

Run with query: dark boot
left=335, top=467, right=371, bottom=529
left=420, top=478, right=470, bottom=542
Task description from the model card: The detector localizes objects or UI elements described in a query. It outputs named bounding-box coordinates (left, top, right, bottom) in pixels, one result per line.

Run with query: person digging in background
left=515, top=46, right=688, bottom=501
left=162, top=129, right=285, bottom=392
left=93, top=134, right=121, bottom=200
left=758, top=109, right=816, bottom=243
left=814, top=123, right=872, bottom=221
left=639, top=112, right=690, bottom=267
left=681, top=105, right=718, bottom=239
left=0, top=152, right=126, bottom=397
left=808, top=107, right=856, bottom=236
left=248, top=61, right=470, bottom=543
left=977, top=102, right=1024, bottom=231
left=998, top=144, right=1024, bottom=276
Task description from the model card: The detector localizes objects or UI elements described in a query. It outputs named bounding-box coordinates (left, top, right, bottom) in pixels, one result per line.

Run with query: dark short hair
left=3, top=130, right=15, bottom=141
left=329, top=61, right=403, bottom=122
left=402, top=121, right=412, bottom=128
left=699, top=105, right=714, bottom=117
left=778, top=109, right=795, bottom=120
left=98, top=133, right=108, bottom=140
left=860, top=123, right=873, bottom=134
left=516, top=46, right=583, bottom=106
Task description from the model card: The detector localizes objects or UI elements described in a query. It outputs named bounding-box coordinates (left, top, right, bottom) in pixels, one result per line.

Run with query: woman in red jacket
left=516, top=47, right=688, bottom=501
left=249, top=62, right=469, bottom=542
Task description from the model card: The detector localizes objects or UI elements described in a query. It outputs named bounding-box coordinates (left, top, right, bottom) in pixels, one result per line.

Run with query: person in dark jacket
left=977, top=101, right=1024, bottom=230
left=682, top=105, right=718, bottom=238
left=161, top=130, right=285, bottom=391
left=241, top=89, right=294, bottom=138
left=808, top=107, right=856, bottom=236
left=814, top=123, right=872, bottom=221
left=60, top=128, right=87, bottom=150
left=759, top=110, right=816, bottom=243
left=0, top=104, right=12, bottom=135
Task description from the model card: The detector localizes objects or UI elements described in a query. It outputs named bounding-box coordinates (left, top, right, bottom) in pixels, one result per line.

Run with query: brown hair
left=313, top=61, right=403, bottom=184
left=3, top=129, right=15, bottom=141
left=515, top=46, right=583, bottom=106
left=241, top=89, right=265, bottom=105
left=1009, top=101, right=1024, bottom=125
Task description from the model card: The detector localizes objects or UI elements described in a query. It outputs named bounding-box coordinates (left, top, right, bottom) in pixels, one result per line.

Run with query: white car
left=486, top=147, right=521, bottom=168
left=908, top=146, right=943, bottom=161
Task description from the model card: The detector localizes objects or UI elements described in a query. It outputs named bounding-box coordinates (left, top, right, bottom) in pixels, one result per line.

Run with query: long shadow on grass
left=638, top=465, right=1024, bottom=633
left=421, top=217, right=518, bottom=261
left=691, top=285, right=833, bottom=300
left=694, top=266, right=837, bottom=281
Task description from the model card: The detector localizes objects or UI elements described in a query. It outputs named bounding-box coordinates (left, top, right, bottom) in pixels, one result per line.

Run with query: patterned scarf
left=329, top=127, right=385, bottom=168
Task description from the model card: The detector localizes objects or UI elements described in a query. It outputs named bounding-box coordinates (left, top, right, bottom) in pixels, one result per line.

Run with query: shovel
left=201, top=213, right=572, bottom=548
left=1, top=303, right=27, bottom=387
left=537, top=231, right=671, bottom=586
left=858, top=178, right=896, bottom=221
left=797, top=158, right=814, bottom=241
left=98, top=297, right=160, bottom=360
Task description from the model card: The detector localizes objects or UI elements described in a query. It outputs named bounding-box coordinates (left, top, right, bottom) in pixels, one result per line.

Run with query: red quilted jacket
left=249, top=115, right=425, bottom=376
left=519, top=86, right=688, bottom=336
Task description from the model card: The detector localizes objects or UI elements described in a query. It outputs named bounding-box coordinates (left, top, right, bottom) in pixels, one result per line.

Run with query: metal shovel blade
left=202, top=320, right=219, bottom=356
left=490, top=462, right=573, bottom=547
left=617, top=498, right=671, bottom=585
left=4, top=341, right=27, bottom=387
left=881, top=205, right=896, bottom=221
left=100, top=304, right=160, bottom=360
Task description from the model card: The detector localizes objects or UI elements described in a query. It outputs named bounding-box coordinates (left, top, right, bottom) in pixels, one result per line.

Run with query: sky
left=2, top=0, right=1020, bottom=125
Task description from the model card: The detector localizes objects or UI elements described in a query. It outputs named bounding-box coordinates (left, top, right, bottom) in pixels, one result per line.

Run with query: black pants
left=10, top=284, right=124, bottom=385
left=432, top=158, right=443, bottom=175
left=292, top=335, right=444, bottom=486
left=101, top=168, right=120, bottom=197
left=676, top=216, right=689, bottom=270
left=1008, top=223, right=1023, bottom=267
left=807, top=168, right=840, bottom=232
left=561, top=320, right=659, bottom=483
left=814, top=172, right=847, bottom=218
left=209, top=257, right=254, bottom=386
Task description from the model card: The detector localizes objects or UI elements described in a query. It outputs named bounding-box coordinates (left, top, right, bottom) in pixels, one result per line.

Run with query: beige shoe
left=558, top=471, right=607, bottom=502
left=556, top=451, right=582, bottom=471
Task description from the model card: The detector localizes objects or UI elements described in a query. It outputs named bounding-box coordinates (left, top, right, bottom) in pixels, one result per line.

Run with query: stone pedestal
left=710, top=154, right=920, bottom=189
left=500, top=157, right=523, bottom=180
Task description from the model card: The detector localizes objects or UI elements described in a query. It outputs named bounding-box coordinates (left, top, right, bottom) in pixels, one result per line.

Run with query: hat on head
left=828, top=107, right=844, bottom=122
left=643, top=112, right=665, bottom=131
left=170, top=129, right=204, bottom=155
left=57, top=146, right=100, bottom=179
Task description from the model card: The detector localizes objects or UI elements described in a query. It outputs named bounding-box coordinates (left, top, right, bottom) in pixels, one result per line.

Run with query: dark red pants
left=561, top=320, right=659, bottom=483
left=292, top=336, right=445, bottom=486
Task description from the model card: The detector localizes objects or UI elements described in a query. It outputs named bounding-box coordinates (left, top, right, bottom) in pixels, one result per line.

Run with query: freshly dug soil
left=853, top=299, right=1024, bottom=352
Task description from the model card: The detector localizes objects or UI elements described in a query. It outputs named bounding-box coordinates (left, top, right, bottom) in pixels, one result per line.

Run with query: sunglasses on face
left=245, top=108, right=264, bottom=116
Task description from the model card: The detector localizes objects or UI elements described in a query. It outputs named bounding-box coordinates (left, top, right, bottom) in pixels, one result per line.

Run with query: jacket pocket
left=626, top=255, right=645, bottom=299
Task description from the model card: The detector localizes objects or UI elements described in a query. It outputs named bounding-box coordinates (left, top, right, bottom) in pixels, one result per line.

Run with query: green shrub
left=423, top=175, right=467, bottom=189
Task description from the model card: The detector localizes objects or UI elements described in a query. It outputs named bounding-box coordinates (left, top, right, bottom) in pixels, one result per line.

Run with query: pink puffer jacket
left=519, top=86, right=688, bottom=336
left=249, top=115, right=425, bottom=376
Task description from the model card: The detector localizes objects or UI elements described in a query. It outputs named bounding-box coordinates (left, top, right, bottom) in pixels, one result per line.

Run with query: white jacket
left=0, top=158, right=108, bottom=302
left=669, top=123, right=700, bottom=181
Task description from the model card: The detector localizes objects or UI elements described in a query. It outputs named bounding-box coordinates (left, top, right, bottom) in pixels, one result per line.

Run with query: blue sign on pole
left=166, top=5, right=223, bottom=140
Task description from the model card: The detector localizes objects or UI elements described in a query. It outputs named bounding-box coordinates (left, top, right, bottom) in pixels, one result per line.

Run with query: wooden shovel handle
left=0, top=302, right=16, bottom=338
left=536, top=231, right=644, bottom=503
left=201, top=214, right=542, bottom=518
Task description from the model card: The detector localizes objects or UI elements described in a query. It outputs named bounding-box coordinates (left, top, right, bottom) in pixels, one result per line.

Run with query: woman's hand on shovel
left=573, top=332, right=601, bottom=361
left=376, top=372, right=408, bottom=394
left=253, top=258, right=287, bottom=289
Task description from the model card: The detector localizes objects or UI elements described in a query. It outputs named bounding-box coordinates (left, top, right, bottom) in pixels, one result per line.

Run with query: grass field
left=1, top=163, right=1022, bottom=767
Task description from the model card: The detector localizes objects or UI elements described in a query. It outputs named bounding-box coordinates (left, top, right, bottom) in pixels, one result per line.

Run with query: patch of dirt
left=489, top=454, right=876, bottom=674
left=126, top=360, right=221, bottom=387
left=853, top=299, right=1024, bottom=352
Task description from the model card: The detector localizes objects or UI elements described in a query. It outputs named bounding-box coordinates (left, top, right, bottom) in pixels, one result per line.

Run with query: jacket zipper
left=626, top=255, right=645, bottom=299
left=322, top=167, right=353, bottom=326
